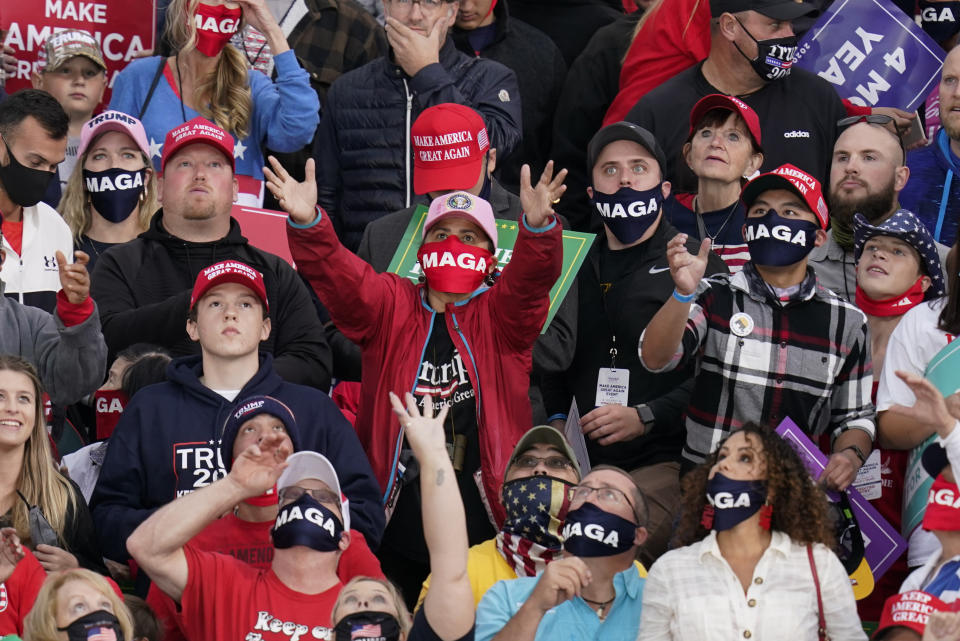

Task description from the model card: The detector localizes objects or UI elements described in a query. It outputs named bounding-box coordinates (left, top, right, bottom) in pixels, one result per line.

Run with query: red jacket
left=287, top=208, right=562, bottom=525
left=0, top=548, right=45, bottom=637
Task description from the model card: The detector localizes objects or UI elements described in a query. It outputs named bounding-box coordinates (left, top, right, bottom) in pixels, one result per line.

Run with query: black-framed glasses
left=571, top=484, right=641, bottom=523
left=836, top=114, right=906, bottom=160
left=512, top=455, right=575, bottom=471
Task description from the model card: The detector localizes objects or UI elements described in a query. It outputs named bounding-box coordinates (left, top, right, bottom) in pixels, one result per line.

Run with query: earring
left=758, top=502, right=773, bottom=530
left=700, top=504, right=714, bottom=530
left=484, top=270, right=498, bottom=287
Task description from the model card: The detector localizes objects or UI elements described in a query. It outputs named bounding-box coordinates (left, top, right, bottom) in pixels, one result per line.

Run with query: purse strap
left=138, top=57, right=167, bottom=120
left=807, top=544, right=828, bottom=641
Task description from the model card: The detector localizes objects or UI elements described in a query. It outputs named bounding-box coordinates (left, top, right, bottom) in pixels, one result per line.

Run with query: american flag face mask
left=334, top=611, right=401, bottom=641
left=57, top=610, right=123, bottom=641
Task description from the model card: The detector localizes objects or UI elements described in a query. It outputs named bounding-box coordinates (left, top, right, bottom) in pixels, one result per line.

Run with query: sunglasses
left=836, top=114, right=906, bottom=161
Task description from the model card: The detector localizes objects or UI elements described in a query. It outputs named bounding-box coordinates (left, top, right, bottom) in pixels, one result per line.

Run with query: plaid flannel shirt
left=642, top=262, right=875, bottom=464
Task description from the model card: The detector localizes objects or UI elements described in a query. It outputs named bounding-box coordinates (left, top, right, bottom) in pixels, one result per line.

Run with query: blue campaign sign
left=794, top=0, right=945, bottom=111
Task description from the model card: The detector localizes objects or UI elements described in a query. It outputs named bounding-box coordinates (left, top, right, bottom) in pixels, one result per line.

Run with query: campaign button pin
left=730, top=312, right=754, bottom=337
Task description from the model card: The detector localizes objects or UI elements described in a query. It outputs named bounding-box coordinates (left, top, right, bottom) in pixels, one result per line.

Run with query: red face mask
left=417, top=235, right=493, bottom=294
left=193, top=2, right=242, bottom=57
left=923, top=474, right=960, bottom=531
left=855, top=274, right=927, bottom=317
left=94, top=389, right=129, bottom=440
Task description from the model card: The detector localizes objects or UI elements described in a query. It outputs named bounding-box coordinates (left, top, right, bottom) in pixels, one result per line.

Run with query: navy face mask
left=562, top=503, right=637, bottom=557
left=590, top=184, right=664, bottom=244
left=83, top=168, right=146, bottom=223
left=271, top=493, right=344, bottom=552
left=705, top=473, right=768, bottom=531
left=743, top=209, right=820, bottom=266
left=920, top=1, right=960, bottom=43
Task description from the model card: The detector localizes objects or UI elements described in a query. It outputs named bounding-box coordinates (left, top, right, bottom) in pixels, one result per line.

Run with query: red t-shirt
left=0, top=548, right=46, bottom=636
left=181, top=545, right=342, bottom=641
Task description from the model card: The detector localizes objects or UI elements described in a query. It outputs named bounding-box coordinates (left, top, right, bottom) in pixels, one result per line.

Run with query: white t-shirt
left=57, top=134, right=81, bottom=191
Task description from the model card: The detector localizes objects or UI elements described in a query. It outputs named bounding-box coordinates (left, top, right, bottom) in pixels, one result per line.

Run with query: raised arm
left=639, top=233, right=711, bottom=371
left=389, top=392, right=472, bottom=641
left=126, top=433, right=291, bottom=602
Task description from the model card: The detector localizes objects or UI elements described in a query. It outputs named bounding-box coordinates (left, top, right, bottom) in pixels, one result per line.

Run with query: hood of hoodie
left=142, top=210, right=250, bottom=276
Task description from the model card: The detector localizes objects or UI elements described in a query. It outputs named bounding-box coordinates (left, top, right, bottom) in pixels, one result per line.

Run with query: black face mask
left=921, top=1, right=960, bottom=44
left=57, top=610, right=125, bottom=641
left=0, top=136, right=57, bottom=208
left=334, top=611, right=402, bottom=641
left=83, top=168, right=146, bottom=223
left=733, top=17, right=797, bottom=82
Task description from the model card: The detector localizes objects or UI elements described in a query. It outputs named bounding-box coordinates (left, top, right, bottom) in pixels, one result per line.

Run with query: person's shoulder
left=118, top=56, right=165, bottom=79
left=640, top=65, right=700, bottom=100
left=330, top=56, right=387, bottom=89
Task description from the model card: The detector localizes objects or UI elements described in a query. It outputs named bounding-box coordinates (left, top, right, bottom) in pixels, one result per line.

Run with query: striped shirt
left=641, top=262, right=875, bottom=464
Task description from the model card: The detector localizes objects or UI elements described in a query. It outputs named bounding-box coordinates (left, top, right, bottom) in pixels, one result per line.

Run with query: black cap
left=710, top=0, right=818, bottom=20
left=587, top=122, right=666, bottom=177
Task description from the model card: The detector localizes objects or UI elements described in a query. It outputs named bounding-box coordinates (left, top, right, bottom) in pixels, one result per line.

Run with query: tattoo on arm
left=436, top=469, right=445, bottom=486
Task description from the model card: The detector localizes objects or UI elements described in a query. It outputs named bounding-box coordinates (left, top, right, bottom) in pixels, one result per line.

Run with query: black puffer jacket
left=314, top=37, right=522, bottom=252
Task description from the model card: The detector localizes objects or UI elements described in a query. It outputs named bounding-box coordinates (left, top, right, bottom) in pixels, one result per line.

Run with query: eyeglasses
left=571, top=484, right=640, bottom=522
left=836, top=114, right=906, bottom=161
left=389, top=0, right=447, bottom=8
left=279, top=486, right=340, bottom=506
left=512, top=455, right=575, bottom=471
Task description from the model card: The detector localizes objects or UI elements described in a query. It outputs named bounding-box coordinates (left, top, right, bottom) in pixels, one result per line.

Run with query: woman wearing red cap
left=270, top=156, right=565, bottom=602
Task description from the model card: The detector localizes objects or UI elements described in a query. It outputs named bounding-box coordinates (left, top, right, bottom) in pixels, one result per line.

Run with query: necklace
left=694, top=197, right=740, bottom=243
left=582, top=595, right=615, bottom=619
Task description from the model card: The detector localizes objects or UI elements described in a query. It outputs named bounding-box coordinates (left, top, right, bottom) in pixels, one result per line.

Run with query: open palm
left=265, top=156, right=318, bottom=225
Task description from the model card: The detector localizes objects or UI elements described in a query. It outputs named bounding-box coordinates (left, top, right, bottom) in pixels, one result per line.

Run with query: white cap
left=277, top=451, right=350, bottom=531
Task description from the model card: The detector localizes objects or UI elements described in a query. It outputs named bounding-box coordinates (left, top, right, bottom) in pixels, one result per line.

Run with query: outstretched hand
left=389, top=391, right=448, bottom=462
left=265, top=156, right=318, bottom=226
left=887, top=370, right=957, bottom=440
left=229, top=432, right=291, bottom=498
left=666, top=233, right=710, bottom=297
left=520, top=161, right=567, bottom=229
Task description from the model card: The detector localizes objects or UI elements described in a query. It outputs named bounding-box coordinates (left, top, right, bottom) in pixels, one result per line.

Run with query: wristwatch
left=841, top=444, right=867, bottom=465
left=635, top=404, right=655, bottom=433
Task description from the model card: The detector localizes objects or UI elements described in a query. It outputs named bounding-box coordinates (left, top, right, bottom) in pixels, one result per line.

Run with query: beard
left=828, top=176, right=897, bottom=226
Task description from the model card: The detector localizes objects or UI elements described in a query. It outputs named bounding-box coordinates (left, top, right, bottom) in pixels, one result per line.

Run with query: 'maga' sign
left=793, top=0, right=944, bottom=111
left=2, top=0, right=155, bottom=102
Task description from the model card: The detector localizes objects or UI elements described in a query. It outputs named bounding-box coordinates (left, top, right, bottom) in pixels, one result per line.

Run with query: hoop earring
left=758, top=502, right=773, bottom=530
left=700, top=504, right=714, bottom=530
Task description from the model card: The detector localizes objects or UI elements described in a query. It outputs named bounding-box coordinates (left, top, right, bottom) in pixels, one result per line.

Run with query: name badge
left=596, top=368, right=629, bottom=407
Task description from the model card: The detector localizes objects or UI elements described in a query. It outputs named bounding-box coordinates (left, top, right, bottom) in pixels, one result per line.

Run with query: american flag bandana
left=496, top=476, right=573, bottom=576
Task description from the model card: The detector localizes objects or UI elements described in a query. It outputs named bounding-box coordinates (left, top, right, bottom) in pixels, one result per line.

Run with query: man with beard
left=901, top=46, right=960, bottom=248
left=812, top=118, right=950, bottom=302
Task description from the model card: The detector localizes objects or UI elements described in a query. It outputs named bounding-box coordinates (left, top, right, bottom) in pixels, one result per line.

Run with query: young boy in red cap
left=641, top=164, right=875, bottom=489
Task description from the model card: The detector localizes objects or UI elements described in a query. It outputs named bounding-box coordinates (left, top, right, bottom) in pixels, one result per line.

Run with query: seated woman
left=109, top=0, right=319, bottom=206
left=59, top=112, right=159, bottom=274
left=0, top=355, right=103, bottom=574
left=22, top=567, right=134, bottom=641
left=664, top=94, right=763, bottom=273
left=329, top=391, right=474, bottom=641
left=638, top=423, right=866, bottom=641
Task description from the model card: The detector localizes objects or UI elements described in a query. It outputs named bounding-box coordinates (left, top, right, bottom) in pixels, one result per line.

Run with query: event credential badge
left=596, top=368, right=629, bottom=407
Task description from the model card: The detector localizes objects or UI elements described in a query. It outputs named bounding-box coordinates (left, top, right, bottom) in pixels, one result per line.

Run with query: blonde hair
left=165, top=0, right=252, bottom=139
left=23, top=569, right=135, bottom=641
left=330, top=577, right=414, bottom=635
left=58, top=140, right=158, bottom=242
left=0, top=355, right=76, bottom=548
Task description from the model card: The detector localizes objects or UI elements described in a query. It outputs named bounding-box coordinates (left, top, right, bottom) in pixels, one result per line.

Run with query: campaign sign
left=793, top=0, right=944, bottom=111
left=387, top=205, right=593, bottom=333
left=775, top=417, right=907, bottom=586
left=1, top=0, right=155, bottom=103
left=230, top=205, right=294, bottom=266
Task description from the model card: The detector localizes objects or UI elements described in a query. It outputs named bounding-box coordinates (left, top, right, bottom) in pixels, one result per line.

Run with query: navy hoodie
left=90, top=354, right=385, bottom=562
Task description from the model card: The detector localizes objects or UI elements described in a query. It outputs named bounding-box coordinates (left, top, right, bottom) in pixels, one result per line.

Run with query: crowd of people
left=2, top=0, right=960, bottom=638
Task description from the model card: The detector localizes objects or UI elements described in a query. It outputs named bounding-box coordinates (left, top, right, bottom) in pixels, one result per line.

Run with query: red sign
left=231, top=205, right=295, bottom=267
left=1, top=0, right=156, bottom=104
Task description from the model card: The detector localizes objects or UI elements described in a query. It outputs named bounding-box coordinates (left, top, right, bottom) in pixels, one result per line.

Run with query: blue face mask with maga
left=743, top=209, right=819, bottom=267
left=590, top=184, right=664, bottom=244
left=271, top=494, right=344, bottom=551
left=705, top=473, right=768, bottom=531
left=561, top=503, right=636, bottom=557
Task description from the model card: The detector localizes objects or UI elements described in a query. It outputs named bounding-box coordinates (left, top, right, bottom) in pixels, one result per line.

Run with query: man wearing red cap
left=272, top=153, right=563, bottom=603
left=90, top=116, right=332, bottom=390
left=91, top=257, right=384, bottom=584
left=641, top=164, right=875, bottom=489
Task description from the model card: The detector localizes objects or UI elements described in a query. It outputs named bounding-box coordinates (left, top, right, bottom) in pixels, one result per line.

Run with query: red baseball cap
left=412, top=104, right=489, bottom=196
left=688, top=93, right=762, bottom=148
left=162, top=117, right=235, bottom=172
left=873, top=591, right=953, bottom=638
left=190, top=260, right=269, bottom=312
left=740, top=163, right=829, bottom=230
